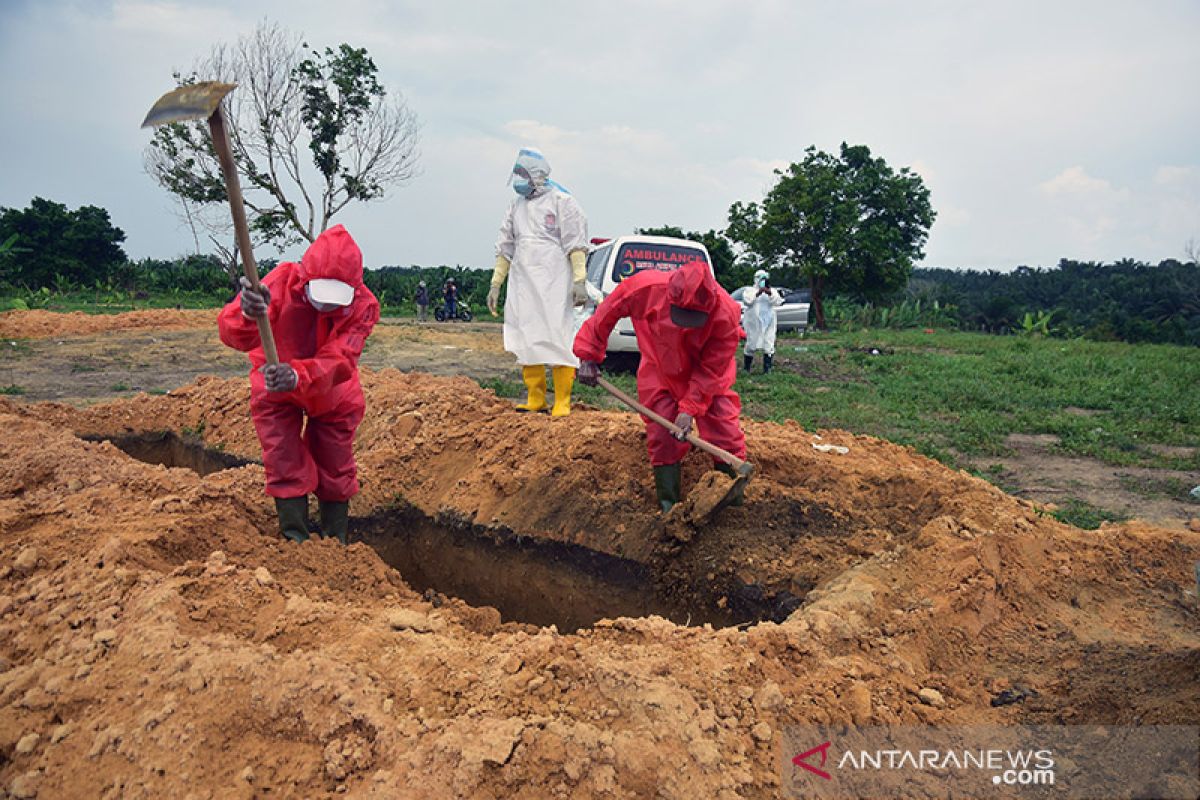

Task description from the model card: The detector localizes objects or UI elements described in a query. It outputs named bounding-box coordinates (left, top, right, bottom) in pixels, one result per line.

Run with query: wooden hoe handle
left=596, top=376, right=752, bottom=476
left=208, top=109, right=279, bottom=365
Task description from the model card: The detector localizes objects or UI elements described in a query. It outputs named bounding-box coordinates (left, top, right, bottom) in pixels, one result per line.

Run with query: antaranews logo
left=792, top=741, right=833, bottom=780
left=782, top=725, right=1200, bottom=799
left=790, top=738, right=1055, bottom=787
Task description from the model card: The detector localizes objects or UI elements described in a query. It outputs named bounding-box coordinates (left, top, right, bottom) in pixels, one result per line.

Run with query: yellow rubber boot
left=551, top=365, right=575, bottom=417
left=515, top=365, right=548, bottom=412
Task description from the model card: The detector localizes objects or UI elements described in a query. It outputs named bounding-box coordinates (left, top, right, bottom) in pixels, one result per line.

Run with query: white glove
left=572, top=280, right=588, bottom=306
left=488, top=284, right=501, bottom=316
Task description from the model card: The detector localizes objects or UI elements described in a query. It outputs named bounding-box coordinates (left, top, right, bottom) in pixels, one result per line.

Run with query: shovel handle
left=596, top=376, right=751, bottom=475
left=208, top=109, right=279, bottom=366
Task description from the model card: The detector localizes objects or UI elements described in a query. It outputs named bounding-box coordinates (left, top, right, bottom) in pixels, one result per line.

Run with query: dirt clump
left=0, top=309, right=219, bottom=339
left=0, top=370, right=1198, bottom=798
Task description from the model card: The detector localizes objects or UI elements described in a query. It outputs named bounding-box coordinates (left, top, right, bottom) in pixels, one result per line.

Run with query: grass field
left=745, top=330, right=1198, bottom=467
left=568, top=330, right=1199, bottom=467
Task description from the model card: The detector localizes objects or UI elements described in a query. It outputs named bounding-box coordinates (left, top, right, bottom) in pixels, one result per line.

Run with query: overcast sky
left=2, top=1, right=1197, bottom=271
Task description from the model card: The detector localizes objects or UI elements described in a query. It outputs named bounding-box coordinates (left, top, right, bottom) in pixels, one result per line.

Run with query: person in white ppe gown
left=488, top=148, right=589, bottom=416
left=740, top=269, right=785, bottom=374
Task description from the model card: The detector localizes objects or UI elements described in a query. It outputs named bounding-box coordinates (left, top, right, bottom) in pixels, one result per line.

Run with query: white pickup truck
left=575, top=234, right=713, bottom=354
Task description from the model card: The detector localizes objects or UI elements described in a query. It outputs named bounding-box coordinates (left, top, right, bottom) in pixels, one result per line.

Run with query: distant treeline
left=0, top=197, right=495, bottom=312
left=2, top=197, right=1196, bottom=344
left=903, top=259, right=1199, bottom=345
left=361, top=265, right=490, bottom=310
left=0, top=248, right=492, bottom=314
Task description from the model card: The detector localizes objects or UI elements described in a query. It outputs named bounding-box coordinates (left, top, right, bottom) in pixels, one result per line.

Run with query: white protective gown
left=495, top=187, right=588, bottom=367
left=741, top=287, right=785, bottom=355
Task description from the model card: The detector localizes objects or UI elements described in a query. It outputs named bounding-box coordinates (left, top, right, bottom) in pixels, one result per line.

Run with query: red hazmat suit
left=218, top=225, right=379, bottom=500
left=574, top=259, right=746, bottom=466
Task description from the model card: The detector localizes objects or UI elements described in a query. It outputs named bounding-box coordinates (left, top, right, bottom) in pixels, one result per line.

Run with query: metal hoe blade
left=141, top=81, right=237, bottom=128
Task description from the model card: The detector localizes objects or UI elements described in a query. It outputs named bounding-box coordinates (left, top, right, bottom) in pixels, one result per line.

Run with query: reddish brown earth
left=0, top=311, right=1197, bottom=798
left=0, top=309, right=219, bottom=339
left=2, top=372, right=1197, bottom=798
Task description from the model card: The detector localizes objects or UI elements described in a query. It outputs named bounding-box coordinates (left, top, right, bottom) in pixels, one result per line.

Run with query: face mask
left=513, top=178, right=533, bottom=197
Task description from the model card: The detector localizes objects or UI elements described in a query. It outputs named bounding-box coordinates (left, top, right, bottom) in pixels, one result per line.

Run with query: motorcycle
left=434, top=301, right=473, bottom=322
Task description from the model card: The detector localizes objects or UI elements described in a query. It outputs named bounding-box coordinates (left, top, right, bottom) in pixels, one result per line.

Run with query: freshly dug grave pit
left=82, top=431, right=255, bottom=476
left=1, top=371, right=1198, bottom=799
left=355, top=508, right=751, bottom=633
left=80, top=431, right=815, bottom=631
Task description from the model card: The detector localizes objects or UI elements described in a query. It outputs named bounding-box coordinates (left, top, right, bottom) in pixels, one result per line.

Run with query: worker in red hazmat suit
left=574, top=259, right=746, bottom=511
left=218, top=224, right=379, bottom=544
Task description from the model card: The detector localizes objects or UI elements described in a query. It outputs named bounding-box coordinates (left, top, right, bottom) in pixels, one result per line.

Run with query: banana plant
left=1016, top=309, right=1056, bottom=337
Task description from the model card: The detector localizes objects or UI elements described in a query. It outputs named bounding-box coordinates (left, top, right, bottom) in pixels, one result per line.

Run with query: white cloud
left=1154, top=165, right=1200, bottom=187
left=503, top=120, right=570, bottom=148
left=110, top=1, right=236, bottom=37
left=1038, top=166, right=1120, bottom=197
left=1026, top=164, right=1200, bottom=257
left=1035, top=167, right=1127, bottom=246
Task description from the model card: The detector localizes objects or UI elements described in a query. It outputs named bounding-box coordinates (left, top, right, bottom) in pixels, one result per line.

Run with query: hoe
left=142, top=82, right=279, bottom=365
left=596, top=376, right=753, bottom=527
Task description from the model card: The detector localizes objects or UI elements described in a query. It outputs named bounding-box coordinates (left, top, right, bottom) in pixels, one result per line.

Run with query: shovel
left=141, top=82, right=279, bottom=365
left=596, top=376, right=753, bottom=526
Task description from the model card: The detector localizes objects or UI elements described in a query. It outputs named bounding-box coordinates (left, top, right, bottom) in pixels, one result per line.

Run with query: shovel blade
left=141, top=81, right=237, bottom=128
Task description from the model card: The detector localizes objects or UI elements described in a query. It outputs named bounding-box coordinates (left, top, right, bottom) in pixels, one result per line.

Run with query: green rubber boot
left=653, top=463, right=682, bottom=513
left=714, top=463, right=746, bottom=507
left=275, top=496, right=310, bottom=543
left=319, top=500, right=350, bottom=545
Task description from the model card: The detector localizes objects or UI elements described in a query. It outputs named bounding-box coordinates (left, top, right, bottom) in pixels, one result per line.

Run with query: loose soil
left=2, top=376, right=1198, bottom=797
left=0, top=309, right=1197, bottom=798
left=0, top=309, right=219, bottom=339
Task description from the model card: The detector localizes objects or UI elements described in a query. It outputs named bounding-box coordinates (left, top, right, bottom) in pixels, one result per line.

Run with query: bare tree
left=144, top=21, right=420, bottom=278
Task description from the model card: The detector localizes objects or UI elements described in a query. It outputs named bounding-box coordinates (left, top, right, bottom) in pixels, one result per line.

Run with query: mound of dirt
left=1, top=371, right=1197, bottom=798
left=0, top=309, right=217, bottom=339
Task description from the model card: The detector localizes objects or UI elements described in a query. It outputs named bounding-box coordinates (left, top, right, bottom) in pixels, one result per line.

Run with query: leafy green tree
left=634, top=225, right=746, bottom=288
left=144, top=20, right=420, bottom=277
left=726, top=143, right=935, bottom=328
left=0, top=197, right=127, bottom=289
